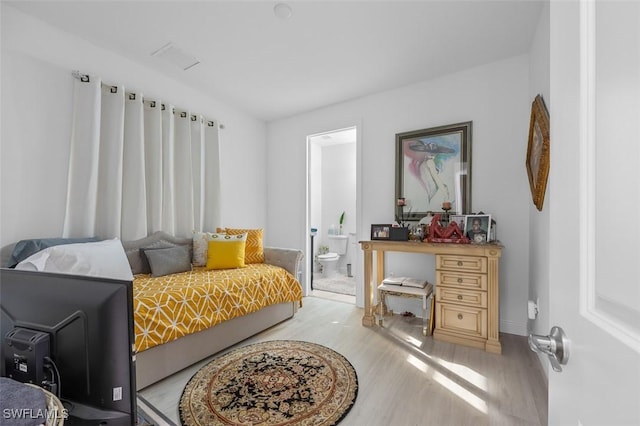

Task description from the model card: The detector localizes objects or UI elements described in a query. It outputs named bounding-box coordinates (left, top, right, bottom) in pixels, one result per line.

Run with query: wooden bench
left=377, top=282, right=434, bottom=336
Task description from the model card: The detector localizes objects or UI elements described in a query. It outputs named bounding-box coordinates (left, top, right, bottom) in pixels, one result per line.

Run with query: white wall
left=319, top=142, right=356, bottom=273
left=309, top=142, right=322, bottom=244
left=320, top=143, right=356, bottom=239
left=0, top=6, right=267, bottom=264
left=267, top=55, right=532, bottom=334
left=2, top=3, right=541, bottom=336
left=528, top=1, right=551, bottom=376
left=309, top=140, right=356, bottom=273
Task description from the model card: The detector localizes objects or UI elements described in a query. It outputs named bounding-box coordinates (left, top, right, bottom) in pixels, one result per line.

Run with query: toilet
left=318, top=235, right=348, bottom=278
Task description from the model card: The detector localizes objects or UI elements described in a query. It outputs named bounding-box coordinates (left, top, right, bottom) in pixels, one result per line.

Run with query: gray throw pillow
left=143, top=245, right=192, bottom=277
left=139, top=245, right=173, bottom=274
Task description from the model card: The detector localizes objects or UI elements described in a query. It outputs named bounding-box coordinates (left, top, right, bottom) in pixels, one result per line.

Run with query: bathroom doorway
left=307, top=127, right=357, bottom=304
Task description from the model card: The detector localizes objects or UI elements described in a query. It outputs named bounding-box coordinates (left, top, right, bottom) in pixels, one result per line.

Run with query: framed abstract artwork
left=395, top=122, right=472, bottom=221
left=526, top=95, right=550, bottom=211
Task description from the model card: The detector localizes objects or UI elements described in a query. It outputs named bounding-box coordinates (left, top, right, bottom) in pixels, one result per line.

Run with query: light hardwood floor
left=139, top=296, right=548, bottom=425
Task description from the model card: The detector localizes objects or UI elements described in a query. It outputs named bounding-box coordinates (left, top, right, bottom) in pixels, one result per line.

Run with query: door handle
left=528, top=326, right=570, bottom=372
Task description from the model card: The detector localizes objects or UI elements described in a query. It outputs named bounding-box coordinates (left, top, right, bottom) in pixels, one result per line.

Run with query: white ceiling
left=7, top=0, right=544, bottom=122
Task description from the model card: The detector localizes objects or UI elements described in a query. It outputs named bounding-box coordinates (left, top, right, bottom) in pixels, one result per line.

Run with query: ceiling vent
left=151, top=42, right=200, bottom=71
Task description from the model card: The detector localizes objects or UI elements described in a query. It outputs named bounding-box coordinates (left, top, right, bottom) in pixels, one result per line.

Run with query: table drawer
left=436, top=255, right=487, bottom=273
left=436, top=287, right=487, bottom=308
left=436, top=270, right=487, bottom=291
left=437, top=303, right=487, bottom=338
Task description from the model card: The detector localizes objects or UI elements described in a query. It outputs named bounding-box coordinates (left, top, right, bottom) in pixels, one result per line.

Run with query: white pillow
left=15, top=238, right=134, bottom=281
left=192, top=231, right=218, bottom=266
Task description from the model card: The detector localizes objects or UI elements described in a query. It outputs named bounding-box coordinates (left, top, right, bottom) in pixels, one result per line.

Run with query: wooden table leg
left=362, top=244, right=375, bottom=326
left=421, top=293, right=427, bottom=336
left=485, top=255, right=502, bottom=353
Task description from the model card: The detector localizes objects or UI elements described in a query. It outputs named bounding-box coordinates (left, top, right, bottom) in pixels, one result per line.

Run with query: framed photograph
left=526, top=95, right=550, bottom=211
left=464, top=214, right=491, bottom=244
left=449, top=214, right=467, bottom=231
left=395, top=121, right=472, bottom=221
left=371, top=224, right=392, bottom=240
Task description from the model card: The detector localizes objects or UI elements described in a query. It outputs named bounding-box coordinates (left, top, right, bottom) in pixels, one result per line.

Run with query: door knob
left=528, top=326, right=570, bottom=372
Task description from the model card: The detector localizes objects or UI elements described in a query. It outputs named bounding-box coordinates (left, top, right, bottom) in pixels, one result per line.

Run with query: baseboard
left=137, top=394, right=176, bottom=426
left=500, top=319, right=527, bottom=336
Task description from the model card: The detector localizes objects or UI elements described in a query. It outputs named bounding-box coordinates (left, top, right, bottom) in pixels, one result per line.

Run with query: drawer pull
left=457, top=261, right=463, bottom=266
left=457, top=295, right=463, bottom=300
left=457, top=278, right=463, bottom=283
left=457, top=314, right=463, bottom=320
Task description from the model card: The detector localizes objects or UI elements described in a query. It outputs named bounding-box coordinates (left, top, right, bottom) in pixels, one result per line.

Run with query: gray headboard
left=122, top=230, right=303, bottom=280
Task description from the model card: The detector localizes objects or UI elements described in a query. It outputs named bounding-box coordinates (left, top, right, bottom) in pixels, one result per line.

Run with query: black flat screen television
left=0, top=268, right=136, bottom=425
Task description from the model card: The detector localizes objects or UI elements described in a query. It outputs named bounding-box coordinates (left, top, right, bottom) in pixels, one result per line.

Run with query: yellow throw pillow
left=206, top=233, right=247, bottom=270
left=217, top=228, right=265, bottom=264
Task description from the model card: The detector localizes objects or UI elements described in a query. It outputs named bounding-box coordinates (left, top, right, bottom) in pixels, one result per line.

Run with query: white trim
left=578, top=0, right=595, bottom=321
left=500, top=319, right=527, bottom=337
left=578, top=0, right=640, bottom=354
left=355, top=119, right=364, bottom=308
left=305, top=125, right=360, bottom=302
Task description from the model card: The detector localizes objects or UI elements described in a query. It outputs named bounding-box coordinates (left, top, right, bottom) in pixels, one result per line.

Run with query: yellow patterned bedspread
left=133, top=264, right=302, bottom=353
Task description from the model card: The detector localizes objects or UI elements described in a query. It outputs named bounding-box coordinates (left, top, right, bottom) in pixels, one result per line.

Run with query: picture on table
left=449, top=215, right=466, bottom=231
left=371, top=224, right=392, bottom=240
left=464, top=214, right=491, bottom=244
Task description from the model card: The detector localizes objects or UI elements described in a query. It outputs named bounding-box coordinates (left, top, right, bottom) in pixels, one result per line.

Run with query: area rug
left=313, top=275, right=356, bottom=296
left=179, top=340, right=358, bottom=426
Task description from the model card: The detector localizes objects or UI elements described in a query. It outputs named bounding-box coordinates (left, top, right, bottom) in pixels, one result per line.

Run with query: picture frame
left=449, top=214, right=467, bottom=231
left=464, top=214, right=491, bottom=244
left=395, top=121, right=472, bottom=221
left=371, top=224, right=392, bottom=240
left=526, top=95, right=550, bottom=211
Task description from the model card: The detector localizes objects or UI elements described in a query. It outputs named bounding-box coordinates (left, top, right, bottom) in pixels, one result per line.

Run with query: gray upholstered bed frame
left=122, top=232, right=303, bottom=390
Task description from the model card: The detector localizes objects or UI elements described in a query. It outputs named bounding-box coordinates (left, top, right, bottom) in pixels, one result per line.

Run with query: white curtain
left=63, top=74, right=221, bottom=240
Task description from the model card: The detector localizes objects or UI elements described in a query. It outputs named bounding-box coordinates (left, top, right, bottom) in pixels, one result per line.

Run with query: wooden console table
left=360, top=240, right=503, bottom=354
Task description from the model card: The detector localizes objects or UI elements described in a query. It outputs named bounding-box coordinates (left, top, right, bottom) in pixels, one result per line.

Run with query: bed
left=121, top=231, right=303, bottom=389
left=8, top=231, right=304, bottom=390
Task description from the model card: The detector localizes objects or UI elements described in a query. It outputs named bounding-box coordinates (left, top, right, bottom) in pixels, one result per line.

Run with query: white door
left=548, top=1, right=640, bottom=424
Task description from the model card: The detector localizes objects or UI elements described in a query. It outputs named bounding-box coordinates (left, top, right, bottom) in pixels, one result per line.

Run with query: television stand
left=64, top=401, right=132, bottom=426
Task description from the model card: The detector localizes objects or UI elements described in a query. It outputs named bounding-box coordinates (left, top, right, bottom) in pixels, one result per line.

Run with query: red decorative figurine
left=426, top=214, right=470, bottom=243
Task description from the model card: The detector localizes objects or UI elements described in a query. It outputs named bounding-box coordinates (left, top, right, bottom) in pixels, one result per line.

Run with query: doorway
left=307, top=127, right=357, bottom=304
